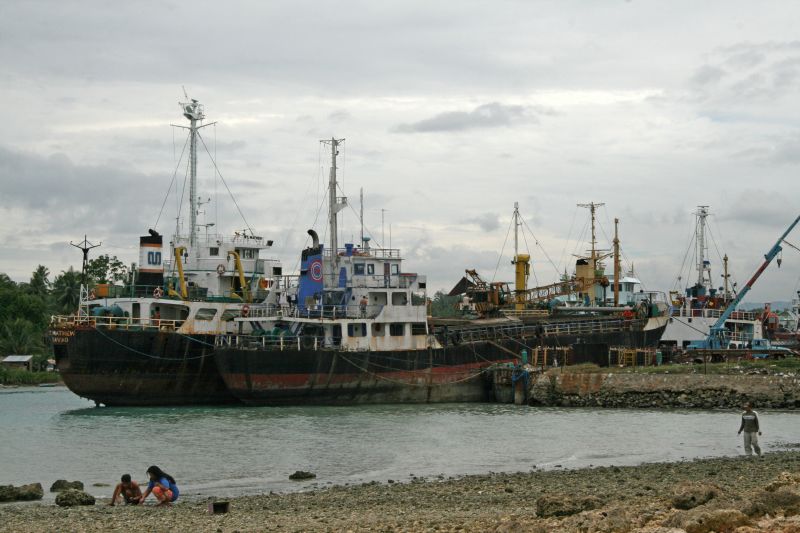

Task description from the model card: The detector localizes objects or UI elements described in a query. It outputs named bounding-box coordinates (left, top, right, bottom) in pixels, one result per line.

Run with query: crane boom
left=700, top=214, right=800, bottom=349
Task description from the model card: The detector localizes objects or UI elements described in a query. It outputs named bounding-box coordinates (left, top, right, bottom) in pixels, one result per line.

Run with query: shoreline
left=3, top=452, right=800, bottom=532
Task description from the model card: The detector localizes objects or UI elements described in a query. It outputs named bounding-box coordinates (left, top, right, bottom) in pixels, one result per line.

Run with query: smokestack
left=307, top=229, right=319, bottom=248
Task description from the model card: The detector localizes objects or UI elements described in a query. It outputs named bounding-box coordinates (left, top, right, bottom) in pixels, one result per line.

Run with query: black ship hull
left=214, top=320, right=668, bottom=406
left=53, top=328, right=239, bottom=406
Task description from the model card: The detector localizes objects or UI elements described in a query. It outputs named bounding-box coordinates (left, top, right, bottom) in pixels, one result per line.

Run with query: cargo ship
left=212, top=143, right=670, bottom=406
left=49, top=98, right=283, bottom=406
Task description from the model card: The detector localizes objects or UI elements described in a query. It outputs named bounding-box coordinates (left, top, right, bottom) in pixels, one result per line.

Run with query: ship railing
left=433, top=317, right=641, bottom=345
left=215, top=333, right=330, bottom=351
left=671, top=307, right=759, bottom=321
left=244, top=304, right=384, bottom=320
left=349, top=275, right=417, bottom=289
left=50, top=314, right=184, bottom=331
left=240, top=304, right=385, bottom=319
left=501, top=309, right=550, bottom=319
left=324, top=247, right=402, bottom=259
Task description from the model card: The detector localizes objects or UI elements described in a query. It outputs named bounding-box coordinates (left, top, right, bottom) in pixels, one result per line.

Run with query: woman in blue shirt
left=139, top=465, right=180, bottom=506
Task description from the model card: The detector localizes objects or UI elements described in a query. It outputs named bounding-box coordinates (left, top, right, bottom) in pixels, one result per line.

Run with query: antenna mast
left=360, top=188, right=364, bottom=247
left=695, top=206, right=711, bottom=290
left=178, top=97, right=205, bottom=249
left=70, top=235, right=102, bottom=288
left=322, top=138, right=347, bottom=267
left=577, top=202, right=605, bottom=265
left=613, top=218, right=620, bottom=307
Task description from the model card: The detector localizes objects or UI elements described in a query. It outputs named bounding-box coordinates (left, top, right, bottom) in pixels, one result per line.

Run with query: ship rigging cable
left=521, top=217, right=561, bottom=278
left=93, top=327, right=214, bottom=361
left=153, top=133, right=190, bottom=230
left=196, top=131, right=254, bottom=235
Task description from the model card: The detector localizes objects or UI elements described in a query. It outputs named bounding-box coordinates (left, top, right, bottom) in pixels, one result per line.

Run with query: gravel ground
left=2, top=452, right=800, bottom=532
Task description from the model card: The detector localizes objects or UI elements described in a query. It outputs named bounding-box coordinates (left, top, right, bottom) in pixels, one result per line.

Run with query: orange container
left=95, top=283, right=110, bottom=297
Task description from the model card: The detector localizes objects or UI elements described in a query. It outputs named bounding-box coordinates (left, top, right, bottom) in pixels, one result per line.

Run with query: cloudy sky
left=1, top=1, right=799, bottom=302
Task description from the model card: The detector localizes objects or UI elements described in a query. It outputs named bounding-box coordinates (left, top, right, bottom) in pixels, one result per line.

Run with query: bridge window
left=411, top=323, right=427, bottom=335
left=367, top=264, right=375, bottom=275
left=347, top=323, right=367, bottom=337
left=392, top=292, right=408, bottom=306
left=391, top=264, right=399, bottom=275
left=354, top=263, right=365, bottom=275
left=209, top=247, right=219, bottom=256
left=389, top=323, right=405, bottom=336
left=195, top=308, right=218, bottom=321
left=371, top=323, right=385, bottom=337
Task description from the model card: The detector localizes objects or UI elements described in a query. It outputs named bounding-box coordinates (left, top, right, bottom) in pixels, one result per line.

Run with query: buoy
left=241, top=304, right=250, bottom=317
left=216, top=264, right=226, bottom=275
left=153, top=287, right=164, bottom=299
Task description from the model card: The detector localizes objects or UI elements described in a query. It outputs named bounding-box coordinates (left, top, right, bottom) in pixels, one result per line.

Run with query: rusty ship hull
left=53, top=327, right=238, bottom=406
left=214, top=319, right=668, bottom=406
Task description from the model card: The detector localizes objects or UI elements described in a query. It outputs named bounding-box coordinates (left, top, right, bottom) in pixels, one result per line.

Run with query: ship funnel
left=308, top=229, right=319, bottom=248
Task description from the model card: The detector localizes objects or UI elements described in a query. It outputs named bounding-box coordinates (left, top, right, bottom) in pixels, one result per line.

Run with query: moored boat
left=212, top=143, right=669, bottom=406
left=48, top=98, right=284, bottom=406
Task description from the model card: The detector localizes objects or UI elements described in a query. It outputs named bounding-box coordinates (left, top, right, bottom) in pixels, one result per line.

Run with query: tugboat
left=49, top=98, right=284, bottom=406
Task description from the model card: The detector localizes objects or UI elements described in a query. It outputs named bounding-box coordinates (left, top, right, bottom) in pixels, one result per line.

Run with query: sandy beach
left=2, top=451, right=800, bottom=532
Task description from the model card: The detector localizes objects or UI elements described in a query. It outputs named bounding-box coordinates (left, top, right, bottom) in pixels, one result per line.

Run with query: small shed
left=2, top=355, right=33, bottom=372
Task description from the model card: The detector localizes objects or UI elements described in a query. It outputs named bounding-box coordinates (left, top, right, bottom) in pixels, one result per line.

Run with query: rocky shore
left=2, top=452, right=800, bottom=532
left=521, top=371, right=800, bottom=409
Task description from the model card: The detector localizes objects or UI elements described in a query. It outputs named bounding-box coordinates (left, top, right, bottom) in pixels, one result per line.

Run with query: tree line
left=0, top=255, right=128, bottom=370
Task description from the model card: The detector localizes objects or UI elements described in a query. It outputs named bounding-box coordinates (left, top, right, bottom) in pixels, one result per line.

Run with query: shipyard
left=3, top=2, right=800, bottom=532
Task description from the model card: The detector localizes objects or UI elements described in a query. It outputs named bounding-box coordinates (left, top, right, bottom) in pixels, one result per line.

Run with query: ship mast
left=722, top=254, right=731, bottom=301
left=511, top=202, right=530, bottom=310
left=323, top=138, right=347, bottom=270
left=577, top=202, right=604, bottom=269
left=695, top=206, right=711, bottom=290
left=180, top=99, right=205, bottom=249
left=613, top=218, right=620, bottom=307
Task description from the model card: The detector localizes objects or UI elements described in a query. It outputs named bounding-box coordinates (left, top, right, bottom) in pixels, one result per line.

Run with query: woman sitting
left=139, top=465, right=180, bottom=506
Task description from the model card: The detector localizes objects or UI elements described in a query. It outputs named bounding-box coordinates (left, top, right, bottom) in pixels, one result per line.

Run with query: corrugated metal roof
left=3, top=355, right=33, bottom=363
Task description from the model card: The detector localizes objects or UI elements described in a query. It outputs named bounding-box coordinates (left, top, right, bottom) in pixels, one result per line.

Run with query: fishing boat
left=212, top=143, right=670, bottom=406
left=48, top=98, right=284, bottom=406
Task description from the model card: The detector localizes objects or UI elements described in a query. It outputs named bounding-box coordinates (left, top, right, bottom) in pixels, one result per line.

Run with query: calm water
left=2, top=386, right=800, bottom=501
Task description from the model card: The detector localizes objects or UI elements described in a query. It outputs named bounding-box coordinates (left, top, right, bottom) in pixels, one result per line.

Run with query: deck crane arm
left=699, top=214, right=800, bottom=349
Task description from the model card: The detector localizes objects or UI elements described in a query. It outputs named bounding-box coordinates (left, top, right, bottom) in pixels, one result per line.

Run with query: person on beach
left=738, top=402, right=762, bottom=457
left=138, top=465, right=180, bottom=506
left=109, top=474, right=142, bottom=506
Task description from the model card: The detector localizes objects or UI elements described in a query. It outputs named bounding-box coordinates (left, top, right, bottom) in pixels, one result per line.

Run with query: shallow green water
left=1, top=386, right=799, bottom=501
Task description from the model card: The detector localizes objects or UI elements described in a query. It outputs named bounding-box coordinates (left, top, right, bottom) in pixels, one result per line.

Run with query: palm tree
left=28, top=265, right=50, bottom=298
left=0, top=273, right=15, bottom=290
left=52, top=268, right=82, bottom=314
left=0, top=318, right=44, bottom=356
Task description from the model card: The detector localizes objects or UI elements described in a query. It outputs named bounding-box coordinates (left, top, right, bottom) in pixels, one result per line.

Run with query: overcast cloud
left=0, top=1, right=799, bottom=302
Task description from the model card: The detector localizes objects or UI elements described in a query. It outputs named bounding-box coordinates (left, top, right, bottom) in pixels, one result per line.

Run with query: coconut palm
left=52, top=268, right=82, bottom=314
left=28, top=265, right=50, bottom=298
left=0, top=318, right=44, bottom=357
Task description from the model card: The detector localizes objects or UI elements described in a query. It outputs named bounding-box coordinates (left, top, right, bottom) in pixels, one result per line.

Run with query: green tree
left=0, top=318, right=44, bottom=357
left=0, top=273, right=15, bottom=290
left=430, top=291, right=461, bottom=318
left=28, top=265, right=50, bottom=297
left=52, top=268, right=82, bottom=314
left=86, top=254, right=128, bottom=284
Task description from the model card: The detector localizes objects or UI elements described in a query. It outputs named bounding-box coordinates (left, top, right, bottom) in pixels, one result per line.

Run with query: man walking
left=738, top=402, right=762, bottom=457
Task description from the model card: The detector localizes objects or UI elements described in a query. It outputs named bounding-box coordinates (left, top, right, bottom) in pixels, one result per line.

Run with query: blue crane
left=690, top=214, right=800, bottom=350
